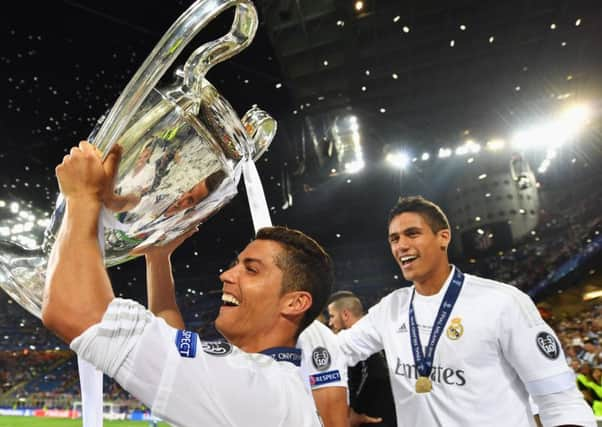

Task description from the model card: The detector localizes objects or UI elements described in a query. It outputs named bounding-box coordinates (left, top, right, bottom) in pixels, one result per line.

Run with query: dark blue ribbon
left=409, top=267, right=465, bottom=378
left=260, top=346, right=302, bottom=367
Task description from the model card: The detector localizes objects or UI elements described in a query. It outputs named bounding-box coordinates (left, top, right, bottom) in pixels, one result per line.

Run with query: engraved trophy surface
left=0, top=0, right=276, bottom=319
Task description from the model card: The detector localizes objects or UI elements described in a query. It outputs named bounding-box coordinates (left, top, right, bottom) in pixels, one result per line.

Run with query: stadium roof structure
left=1, top=0, right=601, bottom=298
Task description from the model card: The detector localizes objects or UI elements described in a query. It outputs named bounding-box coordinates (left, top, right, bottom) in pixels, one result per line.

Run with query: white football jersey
left=72, top=298, right=321, bottom=427
left=298, top=320, right=348, bottom=392
left=337, top=267, right=577, bottom=427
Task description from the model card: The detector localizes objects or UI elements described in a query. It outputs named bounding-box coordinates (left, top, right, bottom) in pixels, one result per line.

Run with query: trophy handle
left=184, top=2, right=258, bottom=97
left=92, top=0, right=258, bottom=156
left=242, top=106, right=278, bottom=161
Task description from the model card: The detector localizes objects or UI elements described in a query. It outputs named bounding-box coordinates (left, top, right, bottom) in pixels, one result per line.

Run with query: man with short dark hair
left=328, top=291, right=397, bottom=427
left=336, top=195, right=594, bottom=426
left=42, top=141, right=334, bottom=426
left=140, top=223, right=350, bottom=427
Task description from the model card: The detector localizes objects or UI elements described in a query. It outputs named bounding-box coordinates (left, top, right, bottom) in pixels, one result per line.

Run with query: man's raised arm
left=133, top=228, right=200, bottom=329
left=42, top=142, right=121, bottom=343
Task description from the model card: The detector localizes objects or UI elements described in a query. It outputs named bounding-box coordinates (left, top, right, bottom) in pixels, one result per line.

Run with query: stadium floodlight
left=455, top=145, right=468, bottom=156
left=10, top=202, right=19, bottom=214
left=561, top=103, right=592, bottom=132
left=469, top=141, right=481, bottom=153
left=458, top=139, right=481, bottom=154
left=386, top=152, right=410, bottom=170
left=333, top=115, right=363, bottom=174
left=511, top=127, right=541, bottom=150
left=344, top=159, right=365, bottom=174
left=512, top=102, right=592, bottom=151
left=438, top=147, right=452, bottom=158
left=347, top=116, right=359, bottom=132
left=486, top=138, right=505, bottom=151
left=421, top=152, right=430, bottom=161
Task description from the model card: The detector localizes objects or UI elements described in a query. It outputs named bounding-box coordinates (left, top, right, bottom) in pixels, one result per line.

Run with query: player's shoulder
left=369, top=286, right=413, bottom=312
left=298, top=320, right=338, bottom=350
left=463, top=272, right=541, bottom=324
left=301, top=319, right=334, bottom=338
left=464, top=272, right=528, bottom=301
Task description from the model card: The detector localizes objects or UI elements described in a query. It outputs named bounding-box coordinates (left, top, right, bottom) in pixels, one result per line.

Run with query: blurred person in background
left=328, top=291, right=397, bottom=427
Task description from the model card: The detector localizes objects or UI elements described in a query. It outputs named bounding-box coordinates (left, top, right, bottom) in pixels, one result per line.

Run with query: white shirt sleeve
left=70, top=298, right=164, bottom=406
left=498, top=289, right=576, bottom=396
left=531, top=387, right=596, bottom=427
left=71, top=298, right=320, bottom=427
left=298, top=320, right=348, bottom=390
left=336, top=303, right=384, bottom=367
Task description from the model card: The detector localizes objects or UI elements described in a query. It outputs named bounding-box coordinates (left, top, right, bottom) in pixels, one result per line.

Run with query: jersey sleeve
left=336, top=303, right=384, bottom=367
left=498, top=289, right=575, bottom=396
left=70, top=298, right=163, bottom=406
left=531, top=387, right=596, bottom=426
left=71, top=298, right=317, bottom=427
left=298, top=321, right=349, bottom=391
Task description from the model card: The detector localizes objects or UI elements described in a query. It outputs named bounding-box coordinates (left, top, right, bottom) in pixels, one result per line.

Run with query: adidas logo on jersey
left=397, top=323, right=408, bottom=333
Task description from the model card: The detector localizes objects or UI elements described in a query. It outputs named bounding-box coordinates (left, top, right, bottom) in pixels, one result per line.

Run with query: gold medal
left=415, top=376, right=432, bottom=393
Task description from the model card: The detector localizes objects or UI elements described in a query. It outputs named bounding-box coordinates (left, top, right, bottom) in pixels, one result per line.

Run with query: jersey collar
left=260, top=346, right=302, bottom=367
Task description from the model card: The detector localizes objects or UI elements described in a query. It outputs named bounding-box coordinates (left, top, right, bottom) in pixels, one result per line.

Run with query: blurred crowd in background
left=0, top=191, right=600, bottom=415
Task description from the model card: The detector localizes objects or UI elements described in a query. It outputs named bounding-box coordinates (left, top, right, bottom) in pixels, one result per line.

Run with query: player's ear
left=437, top=228, right=451, bottom=251
left=281, top=291, right=312, bottom=316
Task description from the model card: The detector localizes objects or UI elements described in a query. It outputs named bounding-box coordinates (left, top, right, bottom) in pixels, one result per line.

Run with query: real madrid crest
left=446, top=317, right=464, bottom=340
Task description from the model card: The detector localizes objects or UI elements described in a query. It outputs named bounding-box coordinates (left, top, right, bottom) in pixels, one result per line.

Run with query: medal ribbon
left=409, top=267, right=465, bottom=379
left=260, top=347, right=302, bottom=367
left=242, top=158, right=272, bottom=232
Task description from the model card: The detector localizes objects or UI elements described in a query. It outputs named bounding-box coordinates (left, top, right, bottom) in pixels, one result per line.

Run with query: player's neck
left=237, top=330, right=296, bottom=354
left=413, top=263, right=452, bottom=296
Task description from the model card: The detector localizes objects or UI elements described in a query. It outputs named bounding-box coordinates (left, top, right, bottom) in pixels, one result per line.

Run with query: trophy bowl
left=0, top=0, right=276, bottom=319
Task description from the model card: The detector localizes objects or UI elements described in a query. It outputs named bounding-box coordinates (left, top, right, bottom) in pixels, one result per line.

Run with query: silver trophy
left=0, top=0, right=276, bottom=319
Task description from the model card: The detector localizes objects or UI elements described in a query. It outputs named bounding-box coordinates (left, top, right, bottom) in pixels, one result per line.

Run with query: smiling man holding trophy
left=43, top=139, right=332, bottom=426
